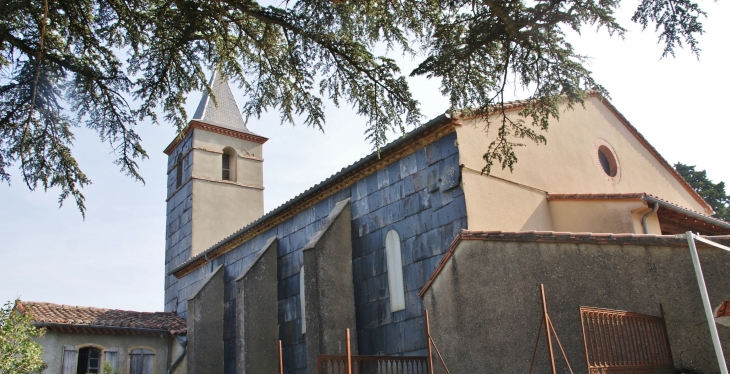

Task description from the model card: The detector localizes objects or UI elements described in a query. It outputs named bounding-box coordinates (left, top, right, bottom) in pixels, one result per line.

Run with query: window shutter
left=61, top=345, right=77, bottom=374
left=104, top=348, right=119, bottom=372
left=130, top=348, right=155, bottom=374
left=142, top=352, right=154, bottom=374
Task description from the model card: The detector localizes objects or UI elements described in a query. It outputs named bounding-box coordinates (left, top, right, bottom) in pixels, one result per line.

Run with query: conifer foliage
left=675, top=163, right=730, bottom=222
left=0, top=0, right=707, bottom=214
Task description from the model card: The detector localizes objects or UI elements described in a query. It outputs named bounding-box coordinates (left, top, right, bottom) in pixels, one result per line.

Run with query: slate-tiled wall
left=164, top=133, right=194, bottom=315
left=350, top=132, right=467, bottom=356
left=164, top=131, right=466, bottom=374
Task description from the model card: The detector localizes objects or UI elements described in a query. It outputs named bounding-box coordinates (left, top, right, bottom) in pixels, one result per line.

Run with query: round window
left=594, top=139, right=620, bottom=183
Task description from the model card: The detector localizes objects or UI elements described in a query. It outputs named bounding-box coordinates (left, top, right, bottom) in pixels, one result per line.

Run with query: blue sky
left=1, top=1, right=729, bottom=312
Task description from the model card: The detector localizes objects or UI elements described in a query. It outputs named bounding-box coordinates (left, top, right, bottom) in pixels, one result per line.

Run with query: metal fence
left=317, top=355, right=430, bottom=374
left=579, top=306, right=674, bottom=374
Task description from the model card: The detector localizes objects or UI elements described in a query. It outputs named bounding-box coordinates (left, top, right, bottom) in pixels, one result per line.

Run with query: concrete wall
left=187, top=265, right=224, bottom=374
left=422, top=239, right=730, bottom=374
left=456, top=96, right=709, bottom=233
left=37, top=331, right=174, bottom=374
left=236, top=237, right=279, bottom=374
left=303, top=200, right=358, bottom=374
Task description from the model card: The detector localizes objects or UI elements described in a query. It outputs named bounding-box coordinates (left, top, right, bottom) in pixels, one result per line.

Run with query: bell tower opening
left=222, top=147, right=237, bottom=182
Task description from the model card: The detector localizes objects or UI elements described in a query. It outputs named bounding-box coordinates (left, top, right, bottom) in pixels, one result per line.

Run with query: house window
left=385, top=230, right=406, bottom=312
left=76, top=347, right=101, bottom=374
left=175, top=154, right=183, bottom=189
left=129, top=348, right=155, bottom=374
left=222, top=147, right=237, bottom=181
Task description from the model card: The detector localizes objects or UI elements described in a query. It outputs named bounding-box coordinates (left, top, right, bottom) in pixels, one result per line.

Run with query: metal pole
left=685, top=232, right=729, bottom=374
left=540, top=284, right=557, bottom=374
left=346, top=328, right=352, bottom=374
left=425, top=310, right=435, bottom=374
left=278, top=340, right=284, bottom=374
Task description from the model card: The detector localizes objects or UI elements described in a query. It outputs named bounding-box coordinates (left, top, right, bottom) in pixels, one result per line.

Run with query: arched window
left=300, top=266, right=306, bottom=334
left=129, top=348, right=155, bottom=374
left=76, top=347, right=101, bottom=374
left=385, top=230, right=406, bottom=312
left=175, top=154, right=183, bottom=189
left=222, top=147, right=237, bottom=181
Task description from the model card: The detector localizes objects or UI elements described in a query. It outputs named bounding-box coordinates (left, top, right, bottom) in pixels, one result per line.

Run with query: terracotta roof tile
left=16, top=301, right=186, bottom=335
left=718, top=300, right=730, bottom=318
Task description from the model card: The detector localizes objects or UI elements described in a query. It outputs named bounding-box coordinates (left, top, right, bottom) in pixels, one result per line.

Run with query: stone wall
left=422, top=238, right=730, bottom=374
left=166, top=132, right=467, bottom=374
left=164, top=132, right=194, bottom=314
left=351, top=132, right=467, bottom=356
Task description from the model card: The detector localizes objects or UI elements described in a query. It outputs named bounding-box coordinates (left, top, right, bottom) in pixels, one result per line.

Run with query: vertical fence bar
left=540, top=284, right=557, bottom=374
left=580, top=311, right=592, bottom=371
left=686, top=232, right=729, bottom=374
left=278, top=340, right=284, bottom=374
left=346, top=329, right=352, bottom=374
left=425, top=310, right=434, bottom=374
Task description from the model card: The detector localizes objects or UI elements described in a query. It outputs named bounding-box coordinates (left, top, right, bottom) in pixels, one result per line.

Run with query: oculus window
left=595, top=139, right=621, bottom=183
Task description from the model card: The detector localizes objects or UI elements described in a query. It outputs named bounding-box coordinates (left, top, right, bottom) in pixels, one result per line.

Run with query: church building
left=163, top=72, right=730, bottom=374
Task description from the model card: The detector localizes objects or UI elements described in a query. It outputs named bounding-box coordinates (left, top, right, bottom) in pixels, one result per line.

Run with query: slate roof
left=192, top=70, right=260, bottom=136
left=16, top=301, right=187, bottom=335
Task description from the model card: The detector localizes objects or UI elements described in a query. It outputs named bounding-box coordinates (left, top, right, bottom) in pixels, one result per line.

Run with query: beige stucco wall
left=456, top=96, right=707, bottom=233
left=549, top=199, right=661, bottom=234
left=191, top=128, right=264, bottom=187
left=461, top=170, right=553, bottom=231
left=189, top=129, right=265, bottom=256
left=37, top=331, right=179, bottom=374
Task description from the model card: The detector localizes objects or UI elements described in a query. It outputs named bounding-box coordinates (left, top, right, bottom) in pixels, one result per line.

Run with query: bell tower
left=163, top=71, right=266, bottom=308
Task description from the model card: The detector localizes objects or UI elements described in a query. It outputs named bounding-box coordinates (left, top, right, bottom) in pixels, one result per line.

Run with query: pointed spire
left=193, top=70, right=255, bottom=134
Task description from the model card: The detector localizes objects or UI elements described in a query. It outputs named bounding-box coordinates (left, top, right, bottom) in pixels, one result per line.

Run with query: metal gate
left=317, top=355, right=429, bottom=374
left=579, top=306, right=674, bottom=374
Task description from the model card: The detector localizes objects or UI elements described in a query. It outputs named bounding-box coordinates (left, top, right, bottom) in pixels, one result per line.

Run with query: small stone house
left=17, top=301, right=187, bottom=374
left=161, top=72, right=730, bottom=374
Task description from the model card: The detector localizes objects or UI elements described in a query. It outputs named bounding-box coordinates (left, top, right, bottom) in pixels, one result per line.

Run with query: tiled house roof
left=16, top=301, right=187, bottom=335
